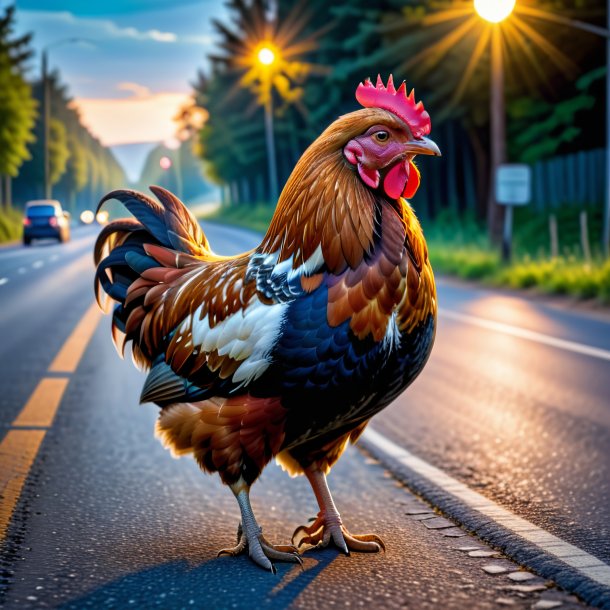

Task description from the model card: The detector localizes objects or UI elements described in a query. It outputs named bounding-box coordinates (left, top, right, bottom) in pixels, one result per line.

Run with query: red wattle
left=383, top=161, right=409, bottom=200
left=358, top=163, right=380, bottom=188
left=402, top=161, right=421, bottom=199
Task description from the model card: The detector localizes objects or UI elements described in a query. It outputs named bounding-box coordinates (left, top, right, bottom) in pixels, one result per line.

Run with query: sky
left=6, top=0, right=229, bottom=149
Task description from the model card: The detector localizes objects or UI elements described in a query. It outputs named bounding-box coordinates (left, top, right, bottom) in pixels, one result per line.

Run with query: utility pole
left=264, top=93, right=278, bottom=206
left=42, top=49, right=51, bottom=199
left=40, top=38, right=93, bottom=201
left=488, top=26, right=506, bottom=245
left=602, top=0, right=610, bottom=258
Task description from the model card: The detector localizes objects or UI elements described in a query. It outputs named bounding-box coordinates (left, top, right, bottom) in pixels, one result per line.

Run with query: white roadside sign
left=496, top=164, right=532, bottom=206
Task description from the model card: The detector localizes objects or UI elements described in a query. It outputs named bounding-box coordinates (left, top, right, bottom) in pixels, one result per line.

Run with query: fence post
left=580, top=210, right=592, bottom=263
left=549, top=214, right=559, bottom=258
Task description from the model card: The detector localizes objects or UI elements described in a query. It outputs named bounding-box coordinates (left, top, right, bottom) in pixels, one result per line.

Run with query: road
left=372, top=277, right=610, bottom=564
left=0, top=222, right=607, bottom=609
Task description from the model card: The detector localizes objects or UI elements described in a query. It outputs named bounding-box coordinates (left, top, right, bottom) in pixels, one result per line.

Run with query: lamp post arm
left=515, top=6, right=609, bottom=38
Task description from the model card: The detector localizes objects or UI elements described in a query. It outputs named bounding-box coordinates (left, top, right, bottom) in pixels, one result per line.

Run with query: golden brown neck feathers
left=260, top=108, right=410, bottom=273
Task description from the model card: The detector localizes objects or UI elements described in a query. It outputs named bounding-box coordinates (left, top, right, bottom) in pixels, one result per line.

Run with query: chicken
left=94, top=75, right=440, bottom=572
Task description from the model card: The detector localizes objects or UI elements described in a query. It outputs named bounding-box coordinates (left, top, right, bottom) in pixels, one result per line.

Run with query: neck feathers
left=260, top=139, right=376, bottom=273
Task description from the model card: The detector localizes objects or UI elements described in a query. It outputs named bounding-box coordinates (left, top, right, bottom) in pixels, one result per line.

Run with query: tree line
left=0, top=5, right=125, bottom=213
left=193, top=0, right=606, bottom=230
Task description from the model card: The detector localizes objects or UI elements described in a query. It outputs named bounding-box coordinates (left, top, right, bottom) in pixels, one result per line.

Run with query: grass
left=0, top=206, right=23, bottom=244
left=201, top=203, right=610, bottom=304
left=424, top=208, right=610, bottom=303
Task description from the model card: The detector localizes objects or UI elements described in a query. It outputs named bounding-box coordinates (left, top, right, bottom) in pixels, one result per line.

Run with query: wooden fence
left=531, top=148, right=606, bottom=210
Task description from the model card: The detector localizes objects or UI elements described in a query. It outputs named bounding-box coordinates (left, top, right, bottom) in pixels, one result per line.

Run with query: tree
left=508, top=67, right=604, bottom=164
left=60, top=134, right=88, bottom=210
left=0, top=5, right=37, bottom=208
left=47, top=118, right=69, bottom=186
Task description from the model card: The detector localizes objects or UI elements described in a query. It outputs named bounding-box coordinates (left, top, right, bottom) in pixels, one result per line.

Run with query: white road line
left=31, top=260, right=44, bottom=269
left=439, top=308, right=610, bottom=362
left=0, top=278, right=8, bottom=286
left=50, top=254, right=59, bottom=262
left=363, top=427, right=610, bottom=587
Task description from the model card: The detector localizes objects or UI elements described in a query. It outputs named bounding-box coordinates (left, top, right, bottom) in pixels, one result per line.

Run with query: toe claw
left=342, top=531, right=385, bottom=553
left=218, top=526, right=300, bottom=572
left=217, top=533, right=247, bottom=557
left=330, top=528, right=349, bottom=555
left=292, top=519, right=385, bottom=556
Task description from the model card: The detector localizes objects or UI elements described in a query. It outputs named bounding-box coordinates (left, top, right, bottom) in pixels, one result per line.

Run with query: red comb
left=355, top=74, right=431, bottom=139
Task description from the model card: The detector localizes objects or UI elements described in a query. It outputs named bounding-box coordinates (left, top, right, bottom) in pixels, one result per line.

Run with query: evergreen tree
left=0, top=5, right=37, bottom=207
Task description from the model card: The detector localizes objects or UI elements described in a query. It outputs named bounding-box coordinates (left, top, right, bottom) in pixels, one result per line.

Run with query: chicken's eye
left=374, top=131, right=389, bottom=143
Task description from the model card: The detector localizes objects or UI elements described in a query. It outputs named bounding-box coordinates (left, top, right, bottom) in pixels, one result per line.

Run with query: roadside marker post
left=496, top=164, right=532, bottom=262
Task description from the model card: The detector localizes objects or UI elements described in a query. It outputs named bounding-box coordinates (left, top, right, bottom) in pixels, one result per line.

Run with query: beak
left=405, top=137, right=441, bottom=157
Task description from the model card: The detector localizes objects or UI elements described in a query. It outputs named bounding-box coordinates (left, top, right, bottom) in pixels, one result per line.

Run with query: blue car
left=23, top=200, right=71, bottom=245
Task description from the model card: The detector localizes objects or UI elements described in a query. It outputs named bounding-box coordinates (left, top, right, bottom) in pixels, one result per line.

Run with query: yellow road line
left=0, top=430, right=46, bottom=539
left=48, top=302, right=102, bottom=373
left=1, top=301, right=103, bottom=543
left=12, top=377, right=69, bottom=428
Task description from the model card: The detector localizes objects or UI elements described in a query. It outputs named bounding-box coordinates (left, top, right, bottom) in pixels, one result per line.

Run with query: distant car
left=23, top=200, right=71, bottom=246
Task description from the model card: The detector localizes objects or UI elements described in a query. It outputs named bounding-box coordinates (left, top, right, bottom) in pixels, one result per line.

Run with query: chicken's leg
left=218, top=480, right=302, bottom=572
left=292, top=468, right=385, bottom=554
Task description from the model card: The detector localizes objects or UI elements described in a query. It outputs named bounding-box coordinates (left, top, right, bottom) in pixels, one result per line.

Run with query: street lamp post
left=41, top=49, right=51, bottom=199
left=257, top=46, right=279, bottom=205
left=606, top=1, right=610, bottom=257
left=41, top=38, right=92, bottom=199
left=474, top=0, right=515, bottom=253
left=490, top=26, right=507, bottom=257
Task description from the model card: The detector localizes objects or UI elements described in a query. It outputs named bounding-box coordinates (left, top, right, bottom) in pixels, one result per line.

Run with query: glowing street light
left=474, top=0, right=515, bottom=24
left=257, top=47, right=275, bottom=66
left=256, top=43, right=279, bottom=206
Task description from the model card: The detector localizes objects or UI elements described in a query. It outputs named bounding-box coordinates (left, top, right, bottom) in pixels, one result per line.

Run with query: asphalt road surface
left=0, top=222, right=608, bottom=609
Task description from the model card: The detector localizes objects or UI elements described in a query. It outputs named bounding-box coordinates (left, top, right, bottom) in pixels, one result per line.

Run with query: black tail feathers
left=94, top=186, right=206, bottom=363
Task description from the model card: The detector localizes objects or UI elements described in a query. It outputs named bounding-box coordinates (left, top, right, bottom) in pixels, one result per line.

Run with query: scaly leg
left=292, top=468, right=385, bottom=554
left=218, top=480, right=302, bottom=572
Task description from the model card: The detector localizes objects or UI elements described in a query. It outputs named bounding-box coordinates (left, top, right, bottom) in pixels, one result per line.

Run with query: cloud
left=73, top=88, right=193, bottom=146
left=117, top=81, right=151, bottom=98
left=20, top=10, right=204, bottom=45
left=148, top=29, right=177, bottom=43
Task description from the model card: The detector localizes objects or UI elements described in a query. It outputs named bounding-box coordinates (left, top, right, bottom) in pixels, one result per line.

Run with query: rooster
left=94, top=75, right=440, bottom=572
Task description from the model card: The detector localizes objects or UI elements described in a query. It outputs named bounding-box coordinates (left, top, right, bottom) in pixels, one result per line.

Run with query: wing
left=135, top=244, right=327, bottom=406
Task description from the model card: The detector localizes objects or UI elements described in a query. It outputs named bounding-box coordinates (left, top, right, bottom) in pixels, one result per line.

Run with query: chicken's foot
left=293, top=468, right=385, bottom=555
left=218, top=482, right=302, bottom=572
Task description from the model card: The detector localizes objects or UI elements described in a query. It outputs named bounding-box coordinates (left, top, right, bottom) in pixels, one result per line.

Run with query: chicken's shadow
left=59, top=551, right=338, bottom=609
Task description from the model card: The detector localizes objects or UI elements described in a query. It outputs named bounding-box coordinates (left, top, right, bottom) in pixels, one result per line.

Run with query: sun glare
left=474, top=0, right=516, bottom=23
left=257, top=46, right=275, bottom=66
